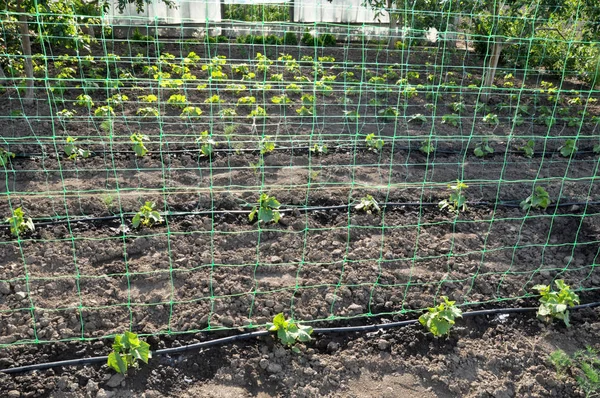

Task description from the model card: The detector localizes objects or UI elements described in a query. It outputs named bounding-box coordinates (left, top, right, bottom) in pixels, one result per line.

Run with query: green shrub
left=321, top=33, right=336, bottom=47
left=283, top=31, right=298, bottom=45
left=301, top=32, right=336, bottom=47
left=205, top=35, right=229, bottom=44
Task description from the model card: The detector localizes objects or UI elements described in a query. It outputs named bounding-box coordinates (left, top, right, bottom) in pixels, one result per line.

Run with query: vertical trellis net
left=0, top=0, right=599, bottom=346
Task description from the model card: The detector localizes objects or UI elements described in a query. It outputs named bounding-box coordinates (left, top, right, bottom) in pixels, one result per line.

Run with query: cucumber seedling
left=132, top=201, right=163, bottom=229
left=259, top=136, right=275, bottom=155
left=309, top=143, right=328, bottom=155
left=365, top=133, right=384, bottom=152
left=6, top=207, right=35, bottom=237
left=439, top=180, right=468, bottom=214
left=0, top=148, right=15, bottom=167
left=473, top=139, right=494, bottom=158
left=107, top=331, right=151, bottom=374
left=419, top=296, right=462, bottom=337
left=559, top=139, right=578, bottom=157
left=441, top=113, right=459, bottom=127
left=533, top=279, right=580, bottom=327
left=355, top=195, right=380, bottom=214
left=64, top=136, right=90, bottom=160
left=420, top=138, right=435, bottom=155
left=519, top=139, right=535, bottom=158
left=483, top=113, right=499, bottom=125
left=377, top=107, right=399, bottom=122
left=267, top=313, right=313, bottom=353
left=249, top=193, right=281, bottom=224
left=180, top=106, right=203, bottom=120
left=130, top=133, right=149, bottom=157
left=196, top=130, right=217, bottom=158
left=521, top=186, right=551, bottom=211
left=408, top=114, right=427, bottom=124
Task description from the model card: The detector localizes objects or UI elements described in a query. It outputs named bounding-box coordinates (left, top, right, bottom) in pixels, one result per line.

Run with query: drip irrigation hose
left=1, top=302, right=599, bottom=374
left=1, top=200, right=598, bottom=229
left=8, top=145, right=600, bottom=160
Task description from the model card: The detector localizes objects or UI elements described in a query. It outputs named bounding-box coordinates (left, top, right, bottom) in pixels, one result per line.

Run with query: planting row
left=5, top=51, right=599, bottom=131
left=1, top=133, right=598, bottom=165
left=2, top=185, right=558, bottom=238
left=102, top=278, right=579, bottom=375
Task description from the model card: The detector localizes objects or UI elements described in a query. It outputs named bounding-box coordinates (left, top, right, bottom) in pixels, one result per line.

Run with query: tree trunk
left=220, top=0, right=226, bottom=20
left=18, top=14, right=34, bottom=105
left=387, top=0, right=397, bottom=49
left=448, top=14, right=460, bottom=48
left=481, top=38, right=503, bottom=103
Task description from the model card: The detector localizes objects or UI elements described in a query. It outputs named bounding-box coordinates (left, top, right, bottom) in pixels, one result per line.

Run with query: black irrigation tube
left=8, top=146, right=600, bottom=160
left=1, top=200, right=599, bottom=230
left=2, top=302, right=600, bottom=375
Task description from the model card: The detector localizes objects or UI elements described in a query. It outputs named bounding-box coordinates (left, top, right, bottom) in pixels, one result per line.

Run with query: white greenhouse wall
left=107, top=0, right=389, bottom=24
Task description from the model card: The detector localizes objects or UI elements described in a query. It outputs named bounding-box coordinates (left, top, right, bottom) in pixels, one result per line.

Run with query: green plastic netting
left=0, top=1, right=599, bottom=346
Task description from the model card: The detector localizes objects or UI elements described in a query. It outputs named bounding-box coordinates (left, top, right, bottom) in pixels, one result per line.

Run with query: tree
left=443, top=0, right=567, bottom=102
left=0, top=0, right=173, bottom=105
left=352, top=0, right=452, bottom=49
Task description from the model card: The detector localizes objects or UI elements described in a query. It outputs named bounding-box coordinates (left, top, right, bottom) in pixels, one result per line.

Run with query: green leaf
left=538, top=304, right=552, bottom=316
left=272, top=313, right=286, bottom=329
left=248, top=208, right=257, bottom=222
left=532, top=284, right=549, bottom=293
left=562, top=311, right=571, bottom=328
left=134, top=340, right=151, bottom=364
left=107, top=352, right=127, bottom=374
left=555, top=279, right=568, bottom=290
left=555, top=303, right=567, bottom=313
left=132, top=214, right=141, bottom=228
left=258, top=208, right=273, bottom=223
left=266, top=197, right=280, bottom=209
left=296, top=324, right=313, bottom=342
left=272, top=211, right=281, bottom=223
left=123, top=331, right=139, bottom=348
left=430, top=316, right=452, bottom=336
left=474, top=147, right=484, bottom=157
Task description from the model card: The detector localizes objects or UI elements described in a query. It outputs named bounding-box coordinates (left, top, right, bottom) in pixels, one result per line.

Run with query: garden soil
left=0, top=42, right=599, bottom=397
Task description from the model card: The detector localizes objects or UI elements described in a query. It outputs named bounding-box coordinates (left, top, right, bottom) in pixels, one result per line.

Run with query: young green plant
left=559, top=139, right=578, bottom=157
left=259, top=136, right=275, bottom=155
left=107, top=331, right=151, bottom=374
left=365, top=133, right=384, bottom=153
left=439, top=180, right=468, bottom=214
left=420, top=138, right=435, bottom=155
left=355, top=195, right=380, bottom=214
left=419, top=296, right=462, bottom=337
left=130, top=133, right=149, bottom=157
left=550, top=347, right=600, bottom=397
left=64, top=136, right=90, bottom=160
left=6, top=207, right=35, bottom=237
left=474, top=139, right=494, bottom=158
left=132, top=201, right=163, bottom=229
left=249, top=193, right=281, bottom=224
left=521, top=186, right=551, bottom=211
left=0, top=148, right=15, bottom=167
left=196, top=130, right=217, bottom=158
left=533, top=279, right=580, bottom=327
left=309, top=143, right=327, bottom=155
left=519, top=139, right=535, bottom=158
left=267, top=313, right=313, bottom=353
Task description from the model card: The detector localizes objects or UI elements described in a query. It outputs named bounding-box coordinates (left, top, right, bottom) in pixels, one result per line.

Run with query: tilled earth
left=0, top=305, right=599, bottom=397
left=0, top=39, right=599, bottom=397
